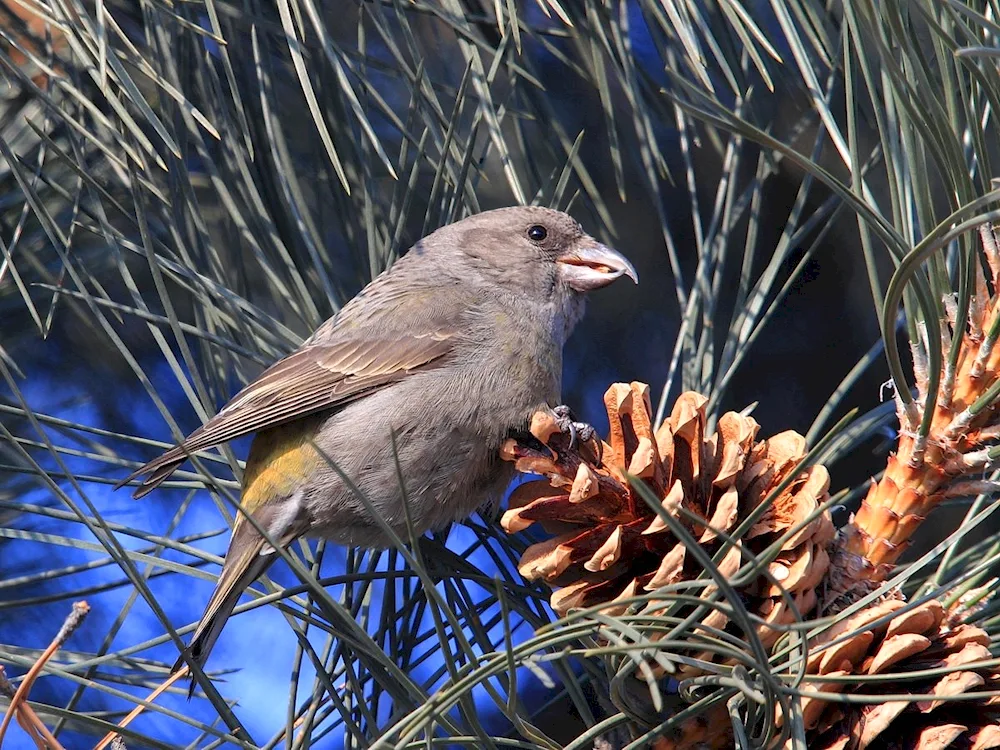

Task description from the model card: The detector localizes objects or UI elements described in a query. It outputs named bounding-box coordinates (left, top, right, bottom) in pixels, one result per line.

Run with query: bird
left=119, top=205, right=637, bottom=676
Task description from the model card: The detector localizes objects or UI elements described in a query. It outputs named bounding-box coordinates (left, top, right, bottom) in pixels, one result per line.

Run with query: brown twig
left=0, top=600, right=89, bottom=749
left=0, top=666, right=50, bottom=747
left=92, top=665, right=188, bottom=750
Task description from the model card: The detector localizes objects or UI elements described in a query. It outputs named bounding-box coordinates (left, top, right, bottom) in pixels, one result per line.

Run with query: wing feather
left=119, top=331, right=456, bottom=498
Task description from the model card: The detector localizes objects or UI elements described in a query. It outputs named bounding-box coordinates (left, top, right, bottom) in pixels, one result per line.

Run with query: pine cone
left=800, top=598, right=1000, bottom=750
left=500, top=382, right=834, bottom=671
left=653, top=598, right=1000, bottom=750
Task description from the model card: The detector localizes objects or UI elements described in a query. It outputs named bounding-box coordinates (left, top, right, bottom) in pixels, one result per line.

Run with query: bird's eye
left=528, top=225, right=548, bottom=242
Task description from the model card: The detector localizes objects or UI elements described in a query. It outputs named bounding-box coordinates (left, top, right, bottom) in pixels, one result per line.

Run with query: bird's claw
left=552, top=405, right=602, bottom=464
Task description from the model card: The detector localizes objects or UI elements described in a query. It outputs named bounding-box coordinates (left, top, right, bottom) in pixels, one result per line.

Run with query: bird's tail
left=173, top=528, right=274, bottom=696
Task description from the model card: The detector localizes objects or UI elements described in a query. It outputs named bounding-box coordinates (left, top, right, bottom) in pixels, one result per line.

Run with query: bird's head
left=420, top=206, right=637, bottom=303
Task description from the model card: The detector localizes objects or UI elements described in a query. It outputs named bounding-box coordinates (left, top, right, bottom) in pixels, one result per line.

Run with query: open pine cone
left=800, top=598, right=1000, bottom=750
left=655, top=597, right=1000, bottom=750
left=502, top=382, right=1000, bottom=750
left=500, top=382, right=834, bottom=668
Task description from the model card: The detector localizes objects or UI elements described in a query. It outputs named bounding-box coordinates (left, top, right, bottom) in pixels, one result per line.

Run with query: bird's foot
left=552, top=405, right=603, bottom=464
left=552, top=405, right=594, bottom=447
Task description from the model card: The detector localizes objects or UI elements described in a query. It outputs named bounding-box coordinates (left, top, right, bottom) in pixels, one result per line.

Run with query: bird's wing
left=120, top=331, right=456, bottom=498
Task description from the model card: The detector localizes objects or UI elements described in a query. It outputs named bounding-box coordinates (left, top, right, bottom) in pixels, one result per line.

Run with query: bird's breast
left=456, top=304, right=565, bottom=422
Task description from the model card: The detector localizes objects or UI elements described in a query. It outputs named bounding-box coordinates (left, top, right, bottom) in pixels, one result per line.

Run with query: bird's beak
left=557, top=243, right=639, bottom=292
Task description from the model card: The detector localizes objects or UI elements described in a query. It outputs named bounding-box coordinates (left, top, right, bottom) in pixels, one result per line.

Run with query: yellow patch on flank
left=241, top=419, right=323, bottom=513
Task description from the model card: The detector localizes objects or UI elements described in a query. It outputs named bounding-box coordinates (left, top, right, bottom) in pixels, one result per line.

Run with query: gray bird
left=121, top=206, right=637, bottom=672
